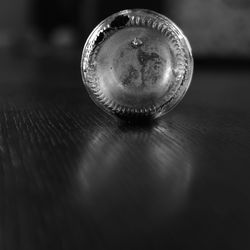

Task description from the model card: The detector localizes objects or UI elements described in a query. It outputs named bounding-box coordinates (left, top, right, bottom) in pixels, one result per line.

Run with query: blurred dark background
left=1, top=0, right=250, bottom=58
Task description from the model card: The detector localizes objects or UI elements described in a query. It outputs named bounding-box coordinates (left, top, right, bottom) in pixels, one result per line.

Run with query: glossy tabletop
left=0, top=51, right=250, bottom=250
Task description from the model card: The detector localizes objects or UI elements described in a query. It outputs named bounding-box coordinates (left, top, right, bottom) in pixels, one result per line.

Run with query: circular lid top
left=81, top=9, right=193, bottom=118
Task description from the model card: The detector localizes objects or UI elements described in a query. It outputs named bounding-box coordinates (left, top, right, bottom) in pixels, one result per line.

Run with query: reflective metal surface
left=81, top=9, right=193, bottom=119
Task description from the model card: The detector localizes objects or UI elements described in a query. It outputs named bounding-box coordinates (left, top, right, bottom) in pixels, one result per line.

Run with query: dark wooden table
left=0, top=51, right=250, bottom=250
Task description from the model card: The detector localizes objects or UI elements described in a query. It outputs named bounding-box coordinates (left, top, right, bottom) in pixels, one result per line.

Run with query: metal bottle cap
left=81, top=9, right=193, bottom=120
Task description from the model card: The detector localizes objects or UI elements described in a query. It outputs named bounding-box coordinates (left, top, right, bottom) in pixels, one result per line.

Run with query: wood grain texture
left=0, top=53, right=250, bottom=250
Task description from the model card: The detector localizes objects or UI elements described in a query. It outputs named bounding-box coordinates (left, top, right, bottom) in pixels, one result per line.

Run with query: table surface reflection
left=0, top=53, right=250, bottom=250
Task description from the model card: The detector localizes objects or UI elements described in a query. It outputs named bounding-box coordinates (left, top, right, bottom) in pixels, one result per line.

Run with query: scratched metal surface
left=0, top=53, right=250, bottom=250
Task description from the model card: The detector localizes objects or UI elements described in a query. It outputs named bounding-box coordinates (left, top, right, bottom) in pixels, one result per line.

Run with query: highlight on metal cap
left=81, top=9, right=193, bottom=120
